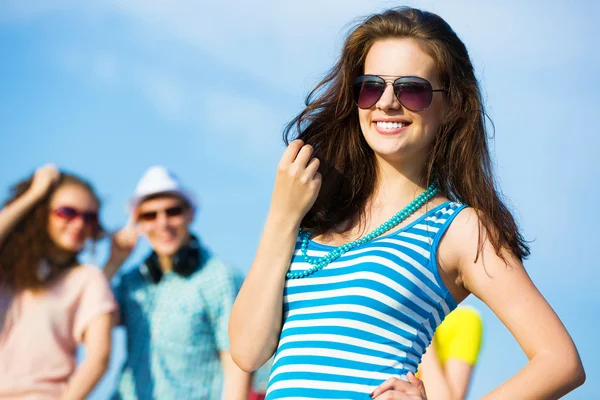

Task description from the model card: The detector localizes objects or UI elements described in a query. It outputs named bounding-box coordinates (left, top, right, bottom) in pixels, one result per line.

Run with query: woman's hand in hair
left=0, top=164, right=60, bottom=249
left=270, top=139, right=322, bottom=223
left=27, top=164, right=60, bottom=200
left=229, top=139, right=322, bottom=371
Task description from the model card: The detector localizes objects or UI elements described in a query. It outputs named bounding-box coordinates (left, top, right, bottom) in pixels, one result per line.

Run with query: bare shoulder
left=432, top=206, right=481, bottom=300
left=64, top=264, right=109, bottom=284
left=443, top=206, right=527, bottom=297
left=445, top=206, right=481, bottom=241
left=438, top=207, right=481, bottom=271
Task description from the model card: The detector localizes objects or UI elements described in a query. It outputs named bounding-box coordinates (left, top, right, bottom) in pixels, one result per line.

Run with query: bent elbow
left=229, top=324, right=277, bottom=373
left=230, top=345, right=269, bottom=373
left=229, top=332, right=258, bottom=372
left=560, top=352, right=586, bottom=391
left=571, top=361, right=586, bottom=388
left=230, top=351, right=258, bottom=373
left=229, top=335, right=276, bottom=373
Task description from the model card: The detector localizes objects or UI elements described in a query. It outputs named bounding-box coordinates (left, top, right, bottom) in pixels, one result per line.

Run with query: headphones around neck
left=140, top=234, right=203, bottom=284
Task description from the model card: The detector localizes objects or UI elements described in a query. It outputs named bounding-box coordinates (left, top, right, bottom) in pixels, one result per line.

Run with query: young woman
left=229, top=7, right=585, bottom=399
left=0, top=164, right=117, bottom=400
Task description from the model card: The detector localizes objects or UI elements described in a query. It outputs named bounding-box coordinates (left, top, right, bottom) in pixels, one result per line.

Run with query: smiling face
left=136, top=194, right=194, bottom=257
left=358, top=38, right=446, bottom=169
left=47, top=184, right=99, bottom=253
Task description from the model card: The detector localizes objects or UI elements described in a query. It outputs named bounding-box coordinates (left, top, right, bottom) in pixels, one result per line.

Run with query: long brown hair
left=284, top=7, right=530, bottom=261
left=0, top=172, right=104, bottom=291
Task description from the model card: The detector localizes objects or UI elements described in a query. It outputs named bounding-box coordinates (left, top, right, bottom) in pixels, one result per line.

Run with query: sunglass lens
left=139, top=211, right=157, bottom=221
left=55, top=206, right=78, bottom=219
left=353, top=76, right=385, bottom=109
left=165, top=206, right=185, bottom=217
left=82, top=212, right=99, bottom=225
left=394, top=79, right=433, bottom=111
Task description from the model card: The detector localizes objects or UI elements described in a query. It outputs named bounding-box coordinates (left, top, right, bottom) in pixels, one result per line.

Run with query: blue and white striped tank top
left=265, top=201, right=466, bottom=399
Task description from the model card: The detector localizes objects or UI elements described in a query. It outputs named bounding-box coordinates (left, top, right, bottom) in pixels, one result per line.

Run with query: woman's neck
left=373, top=154, right=428, bottom=207
left=45, top=246, right=77, bottom=267
left=322, top=159, right=427, bottom=241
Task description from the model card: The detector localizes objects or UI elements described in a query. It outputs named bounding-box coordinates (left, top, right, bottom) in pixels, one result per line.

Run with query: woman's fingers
left=304, top=157, right=321, bottom=179
left=29, top=164, right=60, bottom=198
left=270, top=139, right=322, bottom=221
left=292, top=143, right=314, bottom=168
left=406, top=372, right=426, bottom=397
left=371, top=376, right=422, bottom=398
left=279, top=139, right=304, bottom=167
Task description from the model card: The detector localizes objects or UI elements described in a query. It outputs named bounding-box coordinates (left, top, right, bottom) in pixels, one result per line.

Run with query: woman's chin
left=55, top=240, right=85, bottom=254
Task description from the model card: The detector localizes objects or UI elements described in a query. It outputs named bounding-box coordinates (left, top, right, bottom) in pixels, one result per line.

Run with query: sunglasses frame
left=352, top=74, right=447, bottom=111
left=52, top=206, right=99, bottom=226
left=137, top=205, right=187, bottom=222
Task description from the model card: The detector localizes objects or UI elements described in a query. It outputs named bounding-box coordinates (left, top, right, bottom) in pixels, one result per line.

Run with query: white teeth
left=376, top=121, right=406, bottom=129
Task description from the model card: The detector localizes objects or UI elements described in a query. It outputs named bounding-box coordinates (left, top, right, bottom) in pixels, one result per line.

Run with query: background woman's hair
left=0, top=172, right=104, bottom=291
left=284, top=6, right=529, bottom=261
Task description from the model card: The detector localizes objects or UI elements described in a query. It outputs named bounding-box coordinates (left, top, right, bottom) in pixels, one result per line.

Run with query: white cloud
left=0, top=0, right=78, bottom=21
left=133, top=66, right=186, bottom=120
left=198, top=89, right=289, bottom=158
left=55, top=47, right=118, bottom=84
left=54, top=46, right=187, bottom=119
left=12, top=0, right=600, bottom=174
left=15, top=0, right=597, bottom=88
left=36, top=0, right=598, bottom=178
left=92, top=51, right=119, bottom=84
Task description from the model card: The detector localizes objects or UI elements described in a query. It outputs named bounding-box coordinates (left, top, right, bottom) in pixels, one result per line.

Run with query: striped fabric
left=266, top=201, right=466, bottom=399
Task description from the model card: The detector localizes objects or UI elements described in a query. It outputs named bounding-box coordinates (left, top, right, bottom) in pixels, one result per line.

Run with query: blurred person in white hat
left=104, top=166, right=250, bottom=400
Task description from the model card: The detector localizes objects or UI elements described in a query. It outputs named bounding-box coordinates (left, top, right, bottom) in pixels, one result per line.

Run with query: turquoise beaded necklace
left=286, top=183, right=438, bottom=280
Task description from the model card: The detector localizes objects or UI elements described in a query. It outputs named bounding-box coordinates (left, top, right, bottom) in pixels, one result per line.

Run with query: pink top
left=0, top=265, right=117, bottom=399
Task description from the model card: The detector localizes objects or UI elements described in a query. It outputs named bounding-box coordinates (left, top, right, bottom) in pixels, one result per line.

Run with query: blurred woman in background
left=0, top=164, right=117, bottom=400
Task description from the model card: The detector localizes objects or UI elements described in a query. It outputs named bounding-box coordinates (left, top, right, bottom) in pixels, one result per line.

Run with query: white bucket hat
left=129, top=166, right=197, bottom=211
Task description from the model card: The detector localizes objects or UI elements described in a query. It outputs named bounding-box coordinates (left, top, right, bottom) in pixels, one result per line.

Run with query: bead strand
left=286, top=183, right=438, bottom=279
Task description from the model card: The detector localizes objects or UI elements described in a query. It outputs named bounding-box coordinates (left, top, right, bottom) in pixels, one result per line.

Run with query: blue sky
left=1, top=0, right=598, bottom=398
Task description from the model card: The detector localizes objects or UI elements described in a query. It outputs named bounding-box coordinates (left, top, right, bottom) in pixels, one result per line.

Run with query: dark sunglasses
left=352, top=75, right=447, bottom=111
left=53, top=206, right=99, bottom=226
left=138, top=205, right=186, bottom=222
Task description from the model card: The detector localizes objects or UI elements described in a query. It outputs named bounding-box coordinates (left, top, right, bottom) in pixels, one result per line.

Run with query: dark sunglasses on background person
left=352, top=75, right=447, bottom=111
left=53, top=206, right=99, bottom=226
left=137, top=205, right=186, bottom=222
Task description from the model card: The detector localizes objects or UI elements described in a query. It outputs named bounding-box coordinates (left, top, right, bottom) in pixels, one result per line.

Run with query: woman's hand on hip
left=372, top=372, right=427, bottom=400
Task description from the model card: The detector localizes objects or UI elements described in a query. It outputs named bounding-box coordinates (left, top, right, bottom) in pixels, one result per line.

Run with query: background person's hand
left=27, top=164, right=60, bottom=200
left=104, top=218, right=139, bottom=279
left=108, top=219, right=139, bottom=266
